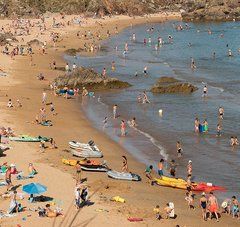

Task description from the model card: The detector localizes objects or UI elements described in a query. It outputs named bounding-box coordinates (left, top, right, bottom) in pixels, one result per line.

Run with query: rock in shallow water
left=54, top=67, right=131, bottom=91
left=151, top=77, right=198, bottom=94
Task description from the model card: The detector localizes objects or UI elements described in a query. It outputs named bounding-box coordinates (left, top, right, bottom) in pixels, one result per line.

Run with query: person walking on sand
left=208, top=192, right=219, bottom=222
left=5, top=166, right=13, bottom=191
left=75, top=161, right=82, bottom=182
left=120, top=120, right=126, bottom=136
left=145, top=165, right=154, bottom=185
left=122, top=156, right=128, bottom=172
left=158, top=159, right=164, bottom=178
left=200, top=192, right=208, bottom=221
left=113, top=104, right=118, bottom=119
left=42, top=91, right=47, bottom=104
left=75, top=186, right=81, bottom=209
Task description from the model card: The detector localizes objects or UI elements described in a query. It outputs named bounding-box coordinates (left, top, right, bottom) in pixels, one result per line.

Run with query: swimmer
left=190, top=57, right=196, bottom=69
left=132, top=33, right=136, bottom=41
left=169, top=160, right=176, bottom=177
left=120, top=120, right=126, bottom=136
left=143, top=66, right=148, bottom=76
left=187, top=160, right=192, bottom=177
left=130, top=117, right=137, bottom=127
left=111, top=61, right=115, bottom=71
left=228, top=49, right=233, bottom=57
left=176, top=141, right=183, bottom=157
left=135, top=71, right=138, bottom=77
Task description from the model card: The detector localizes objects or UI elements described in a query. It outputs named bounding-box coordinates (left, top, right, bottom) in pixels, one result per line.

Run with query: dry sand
left=0, top=12, right=238, bottom=227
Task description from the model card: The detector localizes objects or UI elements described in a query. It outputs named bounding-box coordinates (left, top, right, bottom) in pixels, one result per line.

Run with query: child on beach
left=185, top=192, right=195, bottom=210
left=153, top=205, right=161, bottom=220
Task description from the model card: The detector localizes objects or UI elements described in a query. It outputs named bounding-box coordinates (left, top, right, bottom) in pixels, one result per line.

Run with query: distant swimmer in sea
left=187, top=160, right=192, bottom=177
left=202, top=85, right=208, bottom=98
left=218, top=107, right=224, bottom=119
left=212, top=52, right=216, bottom=59
left=142, top=91, right=150, bottom=104
left=228, top=49, right=233, bottom=57
left=203, top=119, right=209, bottom=132
left=122, top=156, right=128, bottom=172
left=190, top=57, right=196, bottom=69
left=176, top=141, right=183, bottom=157
left=143, top=66, right=148, bottom=76
left=194, top=118, right=200, bottom=133
left=124, top=42, right=128, bottom=52
left=216, top=124, right=222, bottom=137
left=132, top=33, right=136, bottom=41
left=111, top=61, right=115, bottom=71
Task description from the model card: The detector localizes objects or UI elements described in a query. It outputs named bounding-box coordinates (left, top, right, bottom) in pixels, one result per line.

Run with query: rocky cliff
left=0, top=0, right=239, bottom=21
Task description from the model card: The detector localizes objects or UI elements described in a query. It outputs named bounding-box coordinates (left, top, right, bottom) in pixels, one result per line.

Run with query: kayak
left=80, top=160, right=108, bottom=172
left=10, top=135, right=50, bottom=142
left=71, top=148, right=103, bottom=158
left=155, top=176, right=226, bottom=192
left=69, top=140, right=100, bottom=152
left=62, top=158, right=78, bottom=166
left=107, top=170, right=141, bottom=181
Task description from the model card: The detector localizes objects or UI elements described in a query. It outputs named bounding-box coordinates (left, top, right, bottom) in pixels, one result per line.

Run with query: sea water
left=66, top=21, right=240, bottom=198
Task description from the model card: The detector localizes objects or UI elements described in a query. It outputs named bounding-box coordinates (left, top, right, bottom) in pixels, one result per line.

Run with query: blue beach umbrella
left=22, top=183, right=47, bottom=195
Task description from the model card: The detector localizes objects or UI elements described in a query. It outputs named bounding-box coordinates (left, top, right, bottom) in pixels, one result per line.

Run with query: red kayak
left=193, top=182, right=226, bottom=192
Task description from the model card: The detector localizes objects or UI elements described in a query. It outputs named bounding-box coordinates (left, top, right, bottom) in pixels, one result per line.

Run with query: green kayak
left=9, top=135, right=50, bottom=142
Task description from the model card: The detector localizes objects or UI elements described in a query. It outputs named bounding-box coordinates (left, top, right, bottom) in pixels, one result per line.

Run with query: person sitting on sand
left=164, top=203, right=174, bottom=219
left=75, top=186, right=81, bottom=209
left=221, top=198, right=231, bottom=214
left=16, top=99, right=22, bottom=108
left=28, top=163, right=37, bottom=175
left=45, top=204, right=62, bottom=218
left=145, top=165, right=153, bottom=185
left=7, top=99, right=13, bottom=108
left=153, top=205, right=161, bottom=220
left=122, top=156, right=128, bottom=172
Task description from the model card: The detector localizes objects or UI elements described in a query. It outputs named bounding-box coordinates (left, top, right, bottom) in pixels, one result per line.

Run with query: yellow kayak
left=161, top=176, right=186, bottom=184
left=155, top=177, right=187, bottom=190
left=62, top=158, right=77, bottom=166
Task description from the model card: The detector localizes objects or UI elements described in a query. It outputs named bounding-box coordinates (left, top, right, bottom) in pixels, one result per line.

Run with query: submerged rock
left=54, top=67, right=131, bottom=91
left=151, top=77, right=198, bottom=94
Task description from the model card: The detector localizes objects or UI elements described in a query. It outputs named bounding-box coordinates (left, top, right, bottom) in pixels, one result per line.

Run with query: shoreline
left=0, top=12, right=239, bottom=227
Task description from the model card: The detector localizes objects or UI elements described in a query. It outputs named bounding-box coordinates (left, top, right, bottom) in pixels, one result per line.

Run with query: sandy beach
left=0, top=12, right=239, bottom=227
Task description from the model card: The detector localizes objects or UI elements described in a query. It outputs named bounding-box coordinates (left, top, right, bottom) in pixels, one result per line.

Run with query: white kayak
left=71, top=148, right=103, bottom=158
left=107, top=170, right=141, bottom=181
left=69, top=140, right=100, bottom=152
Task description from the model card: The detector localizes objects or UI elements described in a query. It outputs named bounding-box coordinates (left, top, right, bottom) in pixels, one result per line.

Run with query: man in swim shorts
left=158, top=159, right=164, bottom=177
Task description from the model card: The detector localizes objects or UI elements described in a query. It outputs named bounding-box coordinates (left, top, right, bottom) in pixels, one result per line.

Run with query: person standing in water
left=143, top=66, right=148, bottom=76
left=176, top=141, right=183, bottom=157
left=169, top=160, right=177, bottom=177
left=218, top=107, right=224, bottom=119
left=190, top=57, right=196, bottom=69
left=216, top=124, right=222, bottom=137
left=158, top=159, right=164, bottom=178
left=187, top=160, right=192, bottom=177
left=113, top=104, right=118, bottom=119
left=142, top=91, right=150, bottom=103
left=194, top=118, right=200, bottom=133
left=120, top=120, right=126, bottom=136
left=203, top=85, right=208, bottom=98
left=208, top=192, right=219, bottom=222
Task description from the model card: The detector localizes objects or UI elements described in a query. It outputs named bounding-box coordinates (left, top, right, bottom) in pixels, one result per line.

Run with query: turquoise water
left=66, top=21, right=240, bottom=198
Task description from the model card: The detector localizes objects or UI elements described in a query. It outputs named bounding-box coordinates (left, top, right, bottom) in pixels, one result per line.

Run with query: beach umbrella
left=22, top=183, right=47, bottom=195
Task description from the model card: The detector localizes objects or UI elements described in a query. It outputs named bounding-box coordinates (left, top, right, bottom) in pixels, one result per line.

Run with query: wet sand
left=0, top=13, right=239, bottom=227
